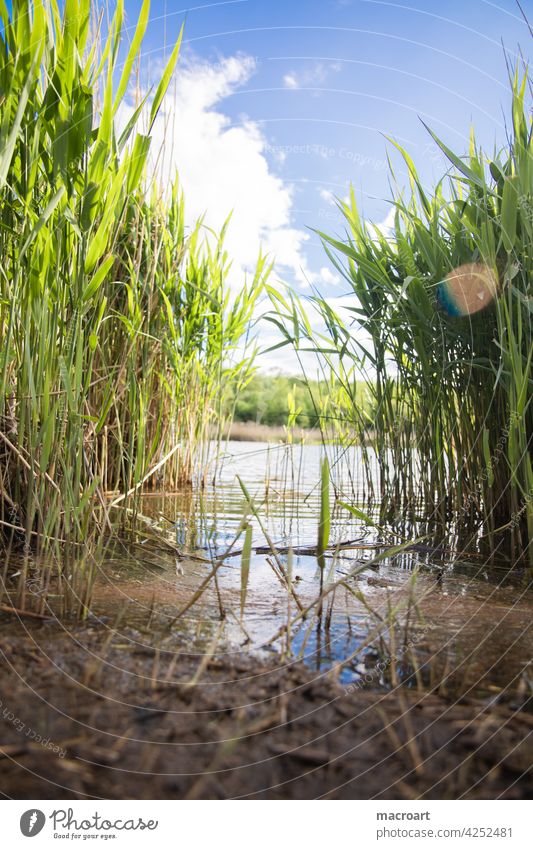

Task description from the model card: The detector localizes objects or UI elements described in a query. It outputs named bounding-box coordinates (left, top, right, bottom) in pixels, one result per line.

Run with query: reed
left=271, top=69, right=532, bottom=562
left=0, top=0, right=267, bottom=552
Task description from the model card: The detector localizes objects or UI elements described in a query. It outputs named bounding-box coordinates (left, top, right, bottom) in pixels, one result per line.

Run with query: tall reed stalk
left=0, top=0, right=267, bottom=551
left=271, top=70, right=532, bottom=562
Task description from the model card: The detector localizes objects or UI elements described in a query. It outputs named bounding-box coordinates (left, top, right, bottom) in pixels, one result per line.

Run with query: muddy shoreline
left=1, top=618, right=532, bottom=800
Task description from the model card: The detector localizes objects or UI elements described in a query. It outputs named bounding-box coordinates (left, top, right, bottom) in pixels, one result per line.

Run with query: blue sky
left=120, top=0, right=531, bottom=369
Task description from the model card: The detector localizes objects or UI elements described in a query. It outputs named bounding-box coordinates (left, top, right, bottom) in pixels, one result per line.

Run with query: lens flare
left=437, top=262, right=498, bottom=316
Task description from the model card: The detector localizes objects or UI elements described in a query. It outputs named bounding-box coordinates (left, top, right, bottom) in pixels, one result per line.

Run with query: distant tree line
left=229, top=375, right=374, bottom=430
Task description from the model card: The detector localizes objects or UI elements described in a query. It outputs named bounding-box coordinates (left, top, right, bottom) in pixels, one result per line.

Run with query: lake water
left=91, top=441, right=533, bottom=696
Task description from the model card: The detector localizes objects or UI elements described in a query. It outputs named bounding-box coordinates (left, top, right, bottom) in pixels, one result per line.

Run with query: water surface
left=91, top=441, right=533, bottom=695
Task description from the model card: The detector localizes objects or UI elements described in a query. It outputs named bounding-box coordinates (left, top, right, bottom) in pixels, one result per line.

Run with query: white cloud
left=319, top=188, right=336, bottom=205
left=119, top=54, right=317, bottom=288
left=282, top=62, right=341, bottom=91
left=319, top=266, right=340, bottom=285
left=116, top=54, right=378, bottom=375
left=282, top=73, right=299, bottom=90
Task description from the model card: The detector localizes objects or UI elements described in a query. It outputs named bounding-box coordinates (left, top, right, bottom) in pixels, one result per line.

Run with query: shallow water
left=90, top=441, right=533, bottom=695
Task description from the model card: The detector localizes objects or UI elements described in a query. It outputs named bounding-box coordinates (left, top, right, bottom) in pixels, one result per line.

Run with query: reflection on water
left=90, top=441, right=533, bottom=695
left=174, top=440, right=381, bottom=553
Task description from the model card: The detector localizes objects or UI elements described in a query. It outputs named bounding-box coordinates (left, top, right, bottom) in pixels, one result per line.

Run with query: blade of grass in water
left=240, top=524, right=252, bottom=620
left=317, top=457, right=331, bottom=572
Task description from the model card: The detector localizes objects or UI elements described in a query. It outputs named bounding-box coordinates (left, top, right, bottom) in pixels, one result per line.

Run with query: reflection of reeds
left=0, top=1, right=267, bottom=559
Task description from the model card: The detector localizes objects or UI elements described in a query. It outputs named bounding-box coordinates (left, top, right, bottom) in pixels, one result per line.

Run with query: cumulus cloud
left=119, top=53, right=317, bottom=287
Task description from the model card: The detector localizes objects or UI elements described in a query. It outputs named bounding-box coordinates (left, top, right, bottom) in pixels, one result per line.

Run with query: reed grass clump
left=271, top=69, right=532, bottom=561
left=0, top=0, right=267, bottom=551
